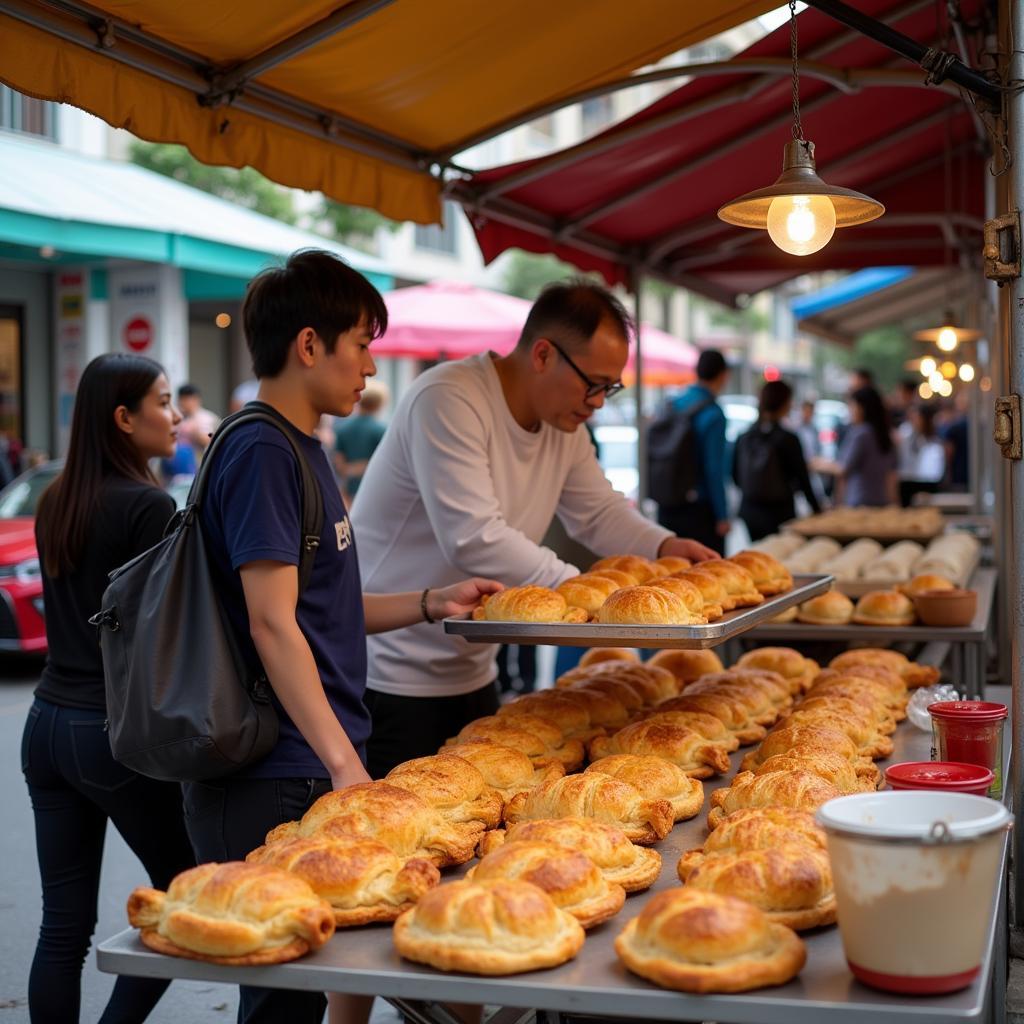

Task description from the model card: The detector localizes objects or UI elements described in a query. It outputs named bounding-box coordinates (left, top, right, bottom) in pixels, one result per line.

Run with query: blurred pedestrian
left=335, top=381, right=388, bottom=503
left=24, top=353, right=195, bottom=1024
left=176, top=383, right=220, bottom=459
left=794, top=399, right=820, bottom=462
left=229, top=377, right=259, bottom=412
left=940, top=392, right=970, bottom=491
left=734, top=380, right=821, bottom=540
left=899, top=403, right=946, bottom=506
left=889, top=378, right=918, bottom=429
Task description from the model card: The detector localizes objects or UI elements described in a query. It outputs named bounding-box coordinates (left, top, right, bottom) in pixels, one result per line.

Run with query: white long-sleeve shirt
left=352, top=353, right=672, bottom=697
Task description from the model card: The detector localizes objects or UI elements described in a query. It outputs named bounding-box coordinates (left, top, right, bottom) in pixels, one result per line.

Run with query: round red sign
left=123, top=316, right=153, bottom=352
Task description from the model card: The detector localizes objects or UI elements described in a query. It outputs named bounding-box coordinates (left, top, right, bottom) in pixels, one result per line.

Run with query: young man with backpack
left=651, top=348, right=731, bottom=554
left=184, top=250, right=499, bottom=1024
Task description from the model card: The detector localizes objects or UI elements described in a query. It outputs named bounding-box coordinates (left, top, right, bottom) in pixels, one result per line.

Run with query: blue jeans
left=21, top=698, right=195, bottom=1024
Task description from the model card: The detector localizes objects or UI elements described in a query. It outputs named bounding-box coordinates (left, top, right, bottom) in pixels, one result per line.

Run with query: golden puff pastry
left=654, top=694, right=767, bottom=747
left=393, top=879, right=585, bottom=975
left=384, top=754, right=504, bottom=832
left=127, top=862, right=335, bottom=965
left=788, top=692, right=896, bottom=735
left=597, top=585, right=706, bottom=626
left=446, top=714, right=585, bottom=771
left=708, top=770, right=843, bottom=830
left=736, top=648, right=819, bottom=695
left=645, top=576, right=707, bottom=619
left=696, top=560, right=764, bottom=609
left=578, top=646, right=640, bottom=668
left=550, top=685, right=631, bottom=732
left=570, top=675, right=646, bottom=712
left=480, top=817, right=661, bottom=893
left=728, top=550, right=794, bottom=596
left=472, top=586, right=588, bottom=624
left=556, top=573, right=623, bottom=618
left=615, top=888, right=806, bottom=993
left=586, top=754, right=705, bottom=822
left=683, top=845, right=835, bottom=931
left=852, top=589, right=916, bottom=627
left=467, top=840, right=625, bottom=929
left=738, top=723, right=871, bottom=774
left=584, top=568, right=638, bottom=590
left=654, top=555, right=693, bottom=574
left=497, top=691, right=599, bottom=742
left=796, top=590, right=854, bottom=625
left=588, top=717, right=732, bottom=779
left=782, top=708, right=894, bottom=760
left=807, top=674, right=908, bottom=719
left=753, top=751, right=878, bottom=795
left=649, top=648, right=724, bottom=686
left=772, top=605, right=798, bottom=624
left=629, top=708, right=739, bottom=748
left=827, top=647, right=939, bottom=687
left=502, top=772, right=674, bottom=845
left=443, top=741, right=563, bottom=804
left=259, top=782, right=477, bottom=868
left=590, top=554, right=659, bottom=583
left=678, top=807, right=826, bottom=880
left=673, top=568, right=728, bottom=620
left=246, top=834, right=440, bottom=926
left=560, top=661, right=677, bottom=706
left=899, top=572, right=956, bottom=598
left=680, top=680, right=781, bottom=730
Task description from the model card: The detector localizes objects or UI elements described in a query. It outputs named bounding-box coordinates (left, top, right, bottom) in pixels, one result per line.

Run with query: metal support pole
left=633, top=270, right=649, bottom=511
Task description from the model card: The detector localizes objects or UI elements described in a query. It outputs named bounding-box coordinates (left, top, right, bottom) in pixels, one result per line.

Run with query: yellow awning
left=0, top=0, right=776, bottom=224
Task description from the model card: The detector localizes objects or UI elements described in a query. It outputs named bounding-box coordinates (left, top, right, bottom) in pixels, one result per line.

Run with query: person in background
left=940, top=392, right=970, bottom=491
left=889, top=378, right=918, bottom=429
left=335, top=381, right=388, bottom=503
left=23, top=353, right=195, bottom=1024
left=176, top=383, right=221, bottom=460
left=850, top=367, right=875, bottom=391
left=229, top=377, right=260, bottom=412
left=898, top=403, right=946, bottom=506
left=734, top=380, right=821, bottom=541
left=814, top=386, right=898, bottom=506
left=655, top=348, right=731, bottom=554
left=794, top=399, right=820, bottom=462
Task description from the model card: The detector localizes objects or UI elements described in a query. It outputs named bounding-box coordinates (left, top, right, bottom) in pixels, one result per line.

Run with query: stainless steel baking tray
left=444, top=573, right=833, bottom=649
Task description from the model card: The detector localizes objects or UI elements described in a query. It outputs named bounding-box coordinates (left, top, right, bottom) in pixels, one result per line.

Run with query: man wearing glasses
left=352, top=280, right=718, bottom=777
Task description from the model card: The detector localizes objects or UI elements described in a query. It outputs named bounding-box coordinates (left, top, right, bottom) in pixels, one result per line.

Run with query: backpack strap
left=186, top=402, right=325, bottom=595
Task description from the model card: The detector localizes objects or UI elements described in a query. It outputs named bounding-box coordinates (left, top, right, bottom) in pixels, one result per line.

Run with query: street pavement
left=0, top=658, right=399, bottom=1024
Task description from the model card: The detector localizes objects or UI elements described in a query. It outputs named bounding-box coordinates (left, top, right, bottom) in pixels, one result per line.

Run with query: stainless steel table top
left=97, top=706, right=1006, bottom=1022
left=445, top=574, right=833, bottom=649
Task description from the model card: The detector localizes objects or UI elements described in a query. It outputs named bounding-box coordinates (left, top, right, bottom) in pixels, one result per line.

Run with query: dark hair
left=899, top=377, right=918, bottom=394
left=915, top=402, right=939, bottom=438
left=37, top=353, right=163, bottom=576
left=517, top=279, right=634, bottom=350
left=697, top=349, right=728, bottom=383
left=759, top=379, right=793, bottom=418
left=242, top=249, right=388, bottom=379
left=177, top=383, right=200, bottom=399
left=850, top=385, right=893, bottom=453
left=852, top=367, right=875, bottom=386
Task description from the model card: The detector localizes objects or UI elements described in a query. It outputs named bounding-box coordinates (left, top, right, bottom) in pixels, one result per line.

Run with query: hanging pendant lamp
left=717, top=1, right=884, bottom=255
left=913, top=310, right=982, bottom=351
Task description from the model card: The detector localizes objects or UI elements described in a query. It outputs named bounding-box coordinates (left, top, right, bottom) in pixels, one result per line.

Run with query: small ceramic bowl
left=912, top=588, right=977, bottom=627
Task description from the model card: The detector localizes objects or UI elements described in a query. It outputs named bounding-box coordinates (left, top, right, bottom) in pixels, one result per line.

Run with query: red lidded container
left=928, top=701, right=1007, bottom=799
left=885, top=761, right=995, bottom=796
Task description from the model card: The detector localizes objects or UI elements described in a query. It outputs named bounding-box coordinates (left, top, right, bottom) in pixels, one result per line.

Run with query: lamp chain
left=789, top=0, right=806, bottom=145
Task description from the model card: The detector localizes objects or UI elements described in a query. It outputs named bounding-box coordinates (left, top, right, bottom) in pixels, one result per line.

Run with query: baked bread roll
left=480, top=817, right=661, bottom=893
left=127, top=862, right=335, bottom=964
left=820, top=539, right=883, bottom=581
left=467, top=840, right=625, bottom=929
left=754, top=532, right=807, bottom=558
left=472, top=586, right=588, bottom=624
left=688, top=669, right=793, bottom=714
left=828, top=647, right=939, bottom=687
left=862, top=540, right=923, bottom=581
left=784, top=536, right=840, bottom=573
left=781, top=708, right=894, bottom=760
left=771, top=605, right=798, bottom=624
left=258, top=783, right=478, bottom=868
left=654, top=694, right=767, bottom=746
left=810, top=667, right=909, bottom=714
left=852, top=589, right=916, bottom=626
left=796, top=590, right=854, bottom=625
left=615, top=888, right=806, bottom=993
left=681, top=679, right=780, bottom=729
left=683, top=845, right=835, bottom=930
left=578, top=647, right=640, bottom=668
left=586, top=754, right=705, bottom=821
left=787, top=693, right=896, bottom=734
left=753, top=751, right=878, bottom=794
left=497, top=692, right=600, bottom=741
left=629, top=708, right=738, bottom=747
left=556, top=574, right=623, bottom=618
left=446, top=714, right=585, bottom=771
left=597, top=585, right=706, bottom=626
left=654, top=555, right=692, bottom=574
left=649, top=648, right=724, bottom=686
left=708, top=770, right=843, bottom=830
left=696, top=560, right=764, bottom=609
left=560, top=661, right=678, bottom=705
left=567, top=675, right=645, bottom=712
left=582, top=568, right=637, bottom=590
left=678, top=807, right=826, bottom=880
left=588, top=716, right=733, bottom=779
left=738, top=724, right=871, bottom=775
left=674, top=568, right=728, bottom=621
left=502, top=772, right=674, bottom=844
left=735, top=648, right=819, bottom=695
left=551, top=685, right=631, bottom=732
left=384, top=754, right=504, bottom=832
left=590, top=554, right=658, bottom=583
left=443, top=741, right=564, bottom=804
left=646, top=576, right=706, bottom=619
left=728, top=550, right=794, bottom=595
left=898, top=572, right=956, bottom=598
left=246, top=834, right=440, bottom=926
left=393, top=879, right=585, bottom=975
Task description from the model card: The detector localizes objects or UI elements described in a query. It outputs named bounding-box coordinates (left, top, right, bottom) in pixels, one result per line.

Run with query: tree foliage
left=502, top=249, right=592, bottom=300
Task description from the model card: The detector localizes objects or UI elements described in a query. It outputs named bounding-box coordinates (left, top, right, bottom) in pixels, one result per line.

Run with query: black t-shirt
left=35, top=476, right=176, bottom=711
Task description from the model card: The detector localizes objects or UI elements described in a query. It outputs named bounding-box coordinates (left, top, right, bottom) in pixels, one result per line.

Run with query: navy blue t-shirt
left=200, top=420, right=370, bottom=778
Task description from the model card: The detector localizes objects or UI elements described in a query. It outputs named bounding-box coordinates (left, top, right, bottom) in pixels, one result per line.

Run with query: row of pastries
left=126, top=640, right=936, bottom=994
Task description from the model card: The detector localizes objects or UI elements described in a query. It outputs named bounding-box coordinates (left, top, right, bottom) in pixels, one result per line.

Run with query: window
left=0, top=86, right=56, bottom=139
left=528, top=114, right=557, bottom=141
left=581, top=96, right=614, bottom=135
left=413, top=201, right=459, bottom=256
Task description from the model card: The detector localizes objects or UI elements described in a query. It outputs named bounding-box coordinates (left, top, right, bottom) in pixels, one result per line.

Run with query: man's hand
left=427, top=578, right=504, bottom=621
left=331, top=761, right=372, bottom=792
left=659, top=536, right=720, bottom=563
left=716, top=520, right=731, bottom=538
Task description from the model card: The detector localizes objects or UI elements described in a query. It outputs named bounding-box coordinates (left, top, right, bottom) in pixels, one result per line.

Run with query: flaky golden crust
left=898, top=573, right=956, bottom=598
left=502, top=773, right=674, bottom=844
left=753, top=752, right=878, bottom=794
left=247, top=834, right=440, bottom=926
left=781, top=708, right=894, bottom=760
left=554, top=686, right=631, bottom=732
left=127, top=863, right=335, bottom=963
left=588, top=717, right=732, bottom=779
left=785, top=694, right=896, bottom=734
left=827, top=648, right=938, bottom=688
left=708, top=770, right=842, bottom=830
left=673, top=568, right=728, bottom=620
left=473, top=586, right=588, bottom=623
left=578, top=646, right=640, bottom=668
left=597, top=585, right=706, bottom=626
left=796, top=590, right=854, bottom=626
left=653, top=694, right=767, bottom=746
left=497, top=692, right=600, bottom=741
left=738, top=723, right=867, bottom=772
left=629, top=708, right=739, bottom=748
left=556, top=574, right=623, bottom=618
left=649, top=648, right=725, bottom=685
left=654, top=555, right=693, bottom=574
left=852, top=590, right=916, bottom=627
left=570, top=676, right=646, bottom=712
left=697, top=560, right=765, bottom=608
left=467, top=840, right=625, bottom=929
left=385, top=754, right=504, bottom=830
left=559, top=662, right=678, bottom=706
left=646, top=577, right=707, bottom=618
left=393, top=880, right=585, bottom=975
left=590, top=554, right=659, bottom=583
left=735, top=648, right=819, bottom=695
left=615, top=889, right=806, bottom=993
left=444, top=741, right=564, bottom=804
left=586, top=754, right=705, bottom=821
left=728, top=551, right=793, bottom=596
left=807, top=673, right=908, bottom=719
left=447, top=714, right=585, bottom=771
left=484, top=818, right=662, bottom=893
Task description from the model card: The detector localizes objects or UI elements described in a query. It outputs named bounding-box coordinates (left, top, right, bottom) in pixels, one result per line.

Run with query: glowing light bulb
left=920, top=356, right=937, bottom=377
left=215, top=312, right=232, bottom=329
left=918, top=382, right=933, bottom=400
left=929, top=371, right=944, bottom=390
left=940, top=361, right=958, bottom=380
left=959, top=363, right=975, bottom=383
left=937, top=379, right=953, bottom=398
left=937, top=326, right=958, bottom=352
left=766, top=194, right=836, bottom=256
left=980, top=376, right=992, bottom=392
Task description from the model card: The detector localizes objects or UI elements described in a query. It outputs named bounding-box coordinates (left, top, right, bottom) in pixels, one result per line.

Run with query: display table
left=97, top=698, right=1010, bottom=1024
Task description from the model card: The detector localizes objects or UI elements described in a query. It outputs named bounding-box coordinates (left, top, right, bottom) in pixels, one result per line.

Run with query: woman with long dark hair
left=819, top=385, right=898, bottom=506
left=22, top=353, right=195, bottom=1023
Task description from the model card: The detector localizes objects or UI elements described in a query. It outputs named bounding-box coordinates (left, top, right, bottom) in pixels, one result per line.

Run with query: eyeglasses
left=546, top=339, right=625, bottom=400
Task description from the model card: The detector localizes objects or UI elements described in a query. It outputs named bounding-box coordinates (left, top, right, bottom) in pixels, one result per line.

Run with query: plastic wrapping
left=908, top=684, right=960, bottom=730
